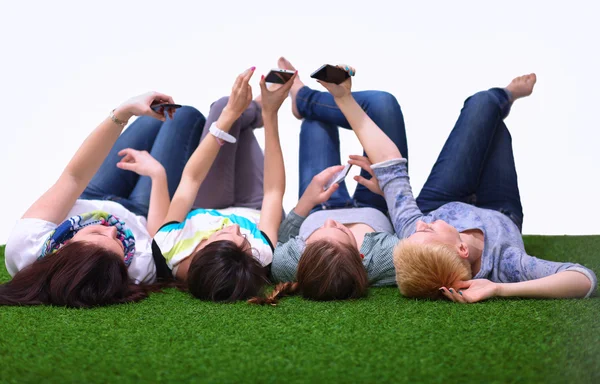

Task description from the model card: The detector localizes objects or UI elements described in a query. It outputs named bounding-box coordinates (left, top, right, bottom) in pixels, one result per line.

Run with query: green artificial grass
left=0, top=236, right=599, bottom=384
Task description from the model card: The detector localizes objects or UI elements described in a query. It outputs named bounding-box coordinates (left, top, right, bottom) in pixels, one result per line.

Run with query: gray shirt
left=299, top=207, right=394, bottom=238
left=372, top=158, right=597, bottom=297
left=273, top=208, right=399, bottom=287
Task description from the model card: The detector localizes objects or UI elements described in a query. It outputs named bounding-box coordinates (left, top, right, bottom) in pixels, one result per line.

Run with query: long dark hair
left=249, top=239, right=369, bottom=305
left=0, top=242, right=161, bottom=308
left=186, top=240, right=269, bottom=302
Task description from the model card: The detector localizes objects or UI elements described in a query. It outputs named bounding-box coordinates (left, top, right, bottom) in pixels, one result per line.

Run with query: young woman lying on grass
left=150, top=67, right=294, bottom=302
left=250, top=58, right=409, bottom=305
left=375, top=74, right=597, bottom=302
left=2, top=92, right=207, bottom=307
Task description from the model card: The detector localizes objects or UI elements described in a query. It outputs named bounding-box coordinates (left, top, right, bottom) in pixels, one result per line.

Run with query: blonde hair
left=393, top=240, right=472, bottom=299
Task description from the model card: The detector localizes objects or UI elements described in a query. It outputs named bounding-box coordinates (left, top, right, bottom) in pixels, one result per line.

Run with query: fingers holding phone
left=311, top=64, right=355, bottom=99
left=260, top=69, right=298, bottom=115
left=150, top=103, right=182, bottom=119
left=264, top=69, right=296, bottom=85
left=115, top=91, right=176, bottom=122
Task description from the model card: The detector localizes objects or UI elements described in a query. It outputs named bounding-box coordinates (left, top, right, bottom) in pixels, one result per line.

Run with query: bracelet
left=110, top=109, right=128, bottom=127
left=209, top=122, right=237, bottom=144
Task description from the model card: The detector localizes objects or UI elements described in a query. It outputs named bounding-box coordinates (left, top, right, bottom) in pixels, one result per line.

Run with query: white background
left=1, top=0, right=599, bottom=243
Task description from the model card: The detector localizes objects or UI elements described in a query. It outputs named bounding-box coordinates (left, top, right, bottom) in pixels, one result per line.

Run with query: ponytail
left=248, top=282, right=299, bottom=306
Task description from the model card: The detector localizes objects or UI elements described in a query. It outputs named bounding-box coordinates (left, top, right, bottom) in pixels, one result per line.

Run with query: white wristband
left=209, top=122, right=237, bottom=144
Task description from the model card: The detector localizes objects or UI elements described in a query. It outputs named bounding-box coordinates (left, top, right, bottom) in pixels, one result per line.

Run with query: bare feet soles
left=505, top=73, right=536, bottom=101
left=278, top=57, right=305, bottom=119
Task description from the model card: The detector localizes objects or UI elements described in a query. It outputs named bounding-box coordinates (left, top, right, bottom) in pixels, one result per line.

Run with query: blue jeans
left=80, top=107, right=206, bottom=217
left=416, top=88, right=524, bottom=231
left=296, top=87, right=408, bottom=214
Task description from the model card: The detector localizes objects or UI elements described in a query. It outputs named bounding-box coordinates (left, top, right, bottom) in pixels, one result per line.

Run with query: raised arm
left=115, top=148, right=169, bottom=236
left=22, top=92, right=174, bottom=224
left=256, top=72, right=297, bottom=244
left=317, top=66, right=402, bottom=164
left=163, top=68, right=255, bottom=224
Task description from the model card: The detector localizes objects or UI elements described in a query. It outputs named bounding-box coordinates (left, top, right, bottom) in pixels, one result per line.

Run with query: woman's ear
left=457, top=242, right=469, bottom=259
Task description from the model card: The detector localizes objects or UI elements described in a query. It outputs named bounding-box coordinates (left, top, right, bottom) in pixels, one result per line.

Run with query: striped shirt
left=152, top=207, right=273, bottom=278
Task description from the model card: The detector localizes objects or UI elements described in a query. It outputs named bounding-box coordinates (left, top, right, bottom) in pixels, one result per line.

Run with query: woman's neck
left=347, top=223, right=375, bottom=249
left=461, top=229, right=484, bottom=276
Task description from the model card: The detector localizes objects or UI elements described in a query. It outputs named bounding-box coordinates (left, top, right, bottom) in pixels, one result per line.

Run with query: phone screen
left=310, top=65, right=350, bottom=85
left=265, top=70, right=294, bottom=84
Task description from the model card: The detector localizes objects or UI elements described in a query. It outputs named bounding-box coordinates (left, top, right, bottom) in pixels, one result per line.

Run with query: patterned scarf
left=39, top=211, right=136, bottom=267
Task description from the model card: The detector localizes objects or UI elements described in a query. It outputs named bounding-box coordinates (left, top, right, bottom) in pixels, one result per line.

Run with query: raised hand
left=295, top=165, right=345, bottom=215
left=259, top=71, right=298, bottom=115
left=317, top=64, right=356, bottom=99
left=116, top=148, right=165, bottom=179
left=440, top=279, right=499, bottom=303
left=347, top=155, right=383, bottom=196
left=115, top=91, right=176, bottom=122
left=224, top=67, right=256, bottom=118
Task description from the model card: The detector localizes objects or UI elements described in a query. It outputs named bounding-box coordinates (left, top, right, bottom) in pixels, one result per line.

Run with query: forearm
left=65, top=109, right=130, bottom=189
left=182, top=109, right=238, bottom=186
left=22, top=110, right=128, bottom=222
left=146, top=170, right=169, bottom=236
left=334, top=95, right=402, bottom=163
left=294, top=197, right=315, bottom=217
left=372, top=160, right=423, bottom=238
left=497, top=271, right=593, bottom=299
left=262, top=112, right=285, bottom=197
left=165, top=109, right=239, bottom=222
left=277, top=209, right=306, bottom=241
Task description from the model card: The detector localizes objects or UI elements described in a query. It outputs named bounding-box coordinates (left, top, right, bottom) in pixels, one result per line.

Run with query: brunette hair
left=0, top=242, right=161, bottom=308
left=186, top=240, right=269, bottom=302
left=249, top=239, right=368, bottom=305
left=393, top=240, right=472, bottom=299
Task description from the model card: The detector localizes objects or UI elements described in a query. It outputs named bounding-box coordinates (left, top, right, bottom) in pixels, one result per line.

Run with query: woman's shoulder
left=4, top=218, right=58, bottom=277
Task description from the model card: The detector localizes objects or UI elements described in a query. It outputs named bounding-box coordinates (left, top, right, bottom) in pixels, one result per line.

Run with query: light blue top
left=372, top=158, right=597, bottom=297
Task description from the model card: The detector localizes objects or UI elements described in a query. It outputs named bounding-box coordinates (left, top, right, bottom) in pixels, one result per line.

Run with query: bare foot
left=505, top=73, right=537, bottom=101
left=278, top=56, right=305, bottom=119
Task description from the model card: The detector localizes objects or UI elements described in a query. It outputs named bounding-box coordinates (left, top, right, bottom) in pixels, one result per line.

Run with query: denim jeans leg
left=296, top=87, right=408, bottom=213
left=474, top=124, right=524, bottom=230
left=416, top=88, right=516, bottom=215
left=299, top=119, right=351, bottom=212
left=127, top=106, right=207, bottom=215
left=80, top=115, right=163, bottom=202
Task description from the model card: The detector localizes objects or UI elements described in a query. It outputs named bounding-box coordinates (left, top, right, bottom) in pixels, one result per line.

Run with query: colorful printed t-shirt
left=152, top=207, right=274, bottom=279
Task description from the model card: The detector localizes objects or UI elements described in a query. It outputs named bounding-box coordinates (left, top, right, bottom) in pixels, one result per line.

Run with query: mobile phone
left=264, top=69, right=296, bottom=84
left=324, top=164, right=353, bottom=190
left=310, top=64, right=350, bottom=85
left=151, top=103, right=182, bottom=113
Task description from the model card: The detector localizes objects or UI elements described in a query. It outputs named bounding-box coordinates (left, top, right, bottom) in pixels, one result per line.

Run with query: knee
left=364, top=91, right=403, bottom=117
left=209, top=96, right=230, bottom=116
left=465, top=90, right=499, bottom=108
left=175, top=106, right=205, bottom=121
left=170, top=106, right=206, bottom=132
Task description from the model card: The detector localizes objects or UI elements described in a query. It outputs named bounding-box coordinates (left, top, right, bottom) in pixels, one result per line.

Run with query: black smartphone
left=151, top=103, right=182, bottom=113
left=310, top=64, right=350, bottom=85
left=265, top=69, right=295, bottom=84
